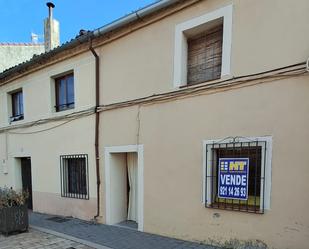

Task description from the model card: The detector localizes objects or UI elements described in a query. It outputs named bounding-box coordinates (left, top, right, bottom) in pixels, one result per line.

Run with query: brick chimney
left=44, top=2, right=60, bottom=52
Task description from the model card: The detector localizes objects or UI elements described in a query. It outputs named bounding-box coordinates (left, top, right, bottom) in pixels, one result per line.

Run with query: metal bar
left=60, top=156, right=63, bottom=197
left=62, top=156, right=65, bottom=197
left=78, top=157, right=80, bottom=199
left=246, top=143, right=249, bottom=212
left=81, top=156, right=83, bottom=197
left=239, top=142, right=243, bottom=211
left=86, top=156, right=90, bottom=200
left=64, top=157, right=68, bottom=197
left=254, top=141, right=258, bottom=213
left=69, top=157, right=72, bottom=198
left=81, top=157, right=83, bottom=198
left=68, top=158, right=71, bottom=198
left=76, top=157, right=78, bottom=198
left=67, top=157, right=70, bottom=198
left=262, top=141, right=267, bottom=213
left=211, top=142, right=215, bottom=208
left=74, top=156, right=77, bottom=199
left=205, top=145, right=208, bottom=208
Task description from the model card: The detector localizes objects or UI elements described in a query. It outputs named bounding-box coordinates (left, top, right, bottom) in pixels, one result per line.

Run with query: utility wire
left=0, top=62, right=307, bottom=134
left=98, top=64, right=307, bottom=112
left=0, top=108, right=95, bottom=134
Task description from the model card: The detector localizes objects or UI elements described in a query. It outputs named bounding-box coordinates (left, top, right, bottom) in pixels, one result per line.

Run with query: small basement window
left=187, top=24, right=223, bottom=85
left=55, top=73, right=74, bottom=112
left=10, top=90, right=24, bottom=122
left=203, top=137, right=272, bottom=214
left=60, top=154, right=89, bottom=200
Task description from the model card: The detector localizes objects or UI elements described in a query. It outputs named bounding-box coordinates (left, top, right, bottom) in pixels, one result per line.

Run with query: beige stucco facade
left=0, top=52, right=97, bottom=220
left=0, top=44, right=44, bottom=73
left=0, top=0, right=309, bottom=248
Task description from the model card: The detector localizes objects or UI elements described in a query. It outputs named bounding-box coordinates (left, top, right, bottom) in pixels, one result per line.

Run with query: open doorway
left=20, top=157, right=33, bottom=210
left=105, top=145, right=144, bottom=231
left=109, top=152, right=138, bottom=229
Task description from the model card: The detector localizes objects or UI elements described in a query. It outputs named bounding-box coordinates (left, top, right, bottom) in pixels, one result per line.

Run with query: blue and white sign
left=218, top=158, right=249, bottom=200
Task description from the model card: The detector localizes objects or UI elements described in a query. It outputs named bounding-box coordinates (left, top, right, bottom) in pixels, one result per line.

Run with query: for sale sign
left=218, top=158, right=249, bottom=200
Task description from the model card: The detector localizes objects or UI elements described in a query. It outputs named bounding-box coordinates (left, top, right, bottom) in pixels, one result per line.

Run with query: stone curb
left=30, top=225, right=112, bottom=249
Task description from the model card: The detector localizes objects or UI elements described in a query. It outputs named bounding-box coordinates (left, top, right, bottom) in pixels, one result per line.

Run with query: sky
left=0, top=0, right=157, bottom=44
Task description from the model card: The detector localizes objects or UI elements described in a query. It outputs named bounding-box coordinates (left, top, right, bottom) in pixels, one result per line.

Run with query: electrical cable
left=97, top=64, right=307, bottom=112
left=0, top=108, right=95, bottom=134
left=0, top=62, right=307, bottom=134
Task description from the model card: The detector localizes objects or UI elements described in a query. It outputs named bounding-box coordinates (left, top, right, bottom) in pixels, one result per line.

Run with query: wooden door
left=21, top=158, right=33, bottom=210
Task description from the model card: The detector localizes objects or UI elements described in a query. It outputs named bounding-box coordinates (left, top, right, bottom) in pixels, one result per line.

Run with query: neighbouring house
left=0, top=2, right=59, bottom=73
left=0, top=1, right=308, bottom=248
left=0, top=42, right=44, bottom=73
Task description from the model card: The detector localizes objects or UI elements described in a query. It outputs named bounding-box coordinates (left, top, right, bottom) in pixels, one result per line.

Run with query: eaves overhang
left=0, top=0, right=186, bottom=86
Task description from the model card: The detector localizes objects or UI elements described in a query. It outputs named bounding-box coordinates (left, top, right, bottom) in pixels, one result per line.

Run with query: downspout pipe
left=89, top=37, right=101, bottom=221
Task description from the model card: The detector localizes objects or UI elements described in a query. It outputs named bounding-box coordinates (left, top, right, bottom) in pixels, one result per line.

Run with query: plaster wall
left=0, top=45, right=44, bottom=73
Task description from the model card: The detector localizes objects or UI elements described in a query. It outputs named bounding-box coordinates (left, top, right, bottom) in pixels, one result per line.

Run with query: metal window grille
left=187, top=23, right=223, bottom=85
left=205, top=137, right=267, bottom=214
left=60, top=154, right=89, bottom=200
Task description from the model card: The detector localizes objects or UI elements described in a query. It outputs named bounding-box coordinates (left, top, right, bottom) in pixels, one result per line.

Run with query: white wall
left=13, top=158, right=23, bottom=191
left=109, top=153, right=128, bottom=225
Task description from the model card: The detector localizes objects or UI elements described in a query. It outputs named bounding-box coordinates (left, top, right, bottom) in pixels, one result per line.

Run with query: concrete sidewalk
left=0, top=228, right=94, bottom=249
left=30, top=212, right=218, bottom=249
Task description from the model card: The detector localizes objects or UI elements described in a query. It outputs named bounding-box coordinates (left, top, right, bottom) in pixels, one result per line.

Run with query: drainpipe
left=89, top=38, right=101, bottom=221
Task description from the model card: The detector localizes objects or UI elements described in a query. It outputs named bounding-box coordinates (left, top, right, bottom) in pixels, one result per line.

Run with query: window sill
left=206, top=196, right=264, bottom=214
left=176, top=74, right=232, bottom=90
left=9, top=116, right=25, bottom=125
left=51, top=107, right=75, bottom=117
left=61, top=194, right=89, bottom=200
left=10, top=115, right=24, bottom=122
left=206, top=202, right=263, bottom=214
left=55, top=107, right=75, bottom=113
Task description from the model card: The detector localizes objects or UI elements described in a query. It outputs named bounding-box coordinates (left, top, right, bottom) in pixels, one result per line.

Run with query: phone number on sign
left=219, top=186, right=247, bottom=198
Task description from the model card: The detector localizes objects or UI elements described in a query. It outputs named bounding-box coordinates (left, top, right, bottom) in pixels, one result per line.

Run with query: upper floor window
left=173, top=5, right=233, bottom=88
left=187, top=24, right=223, bottom=85
left=10, top=90, right=24, bottom=122
left=55, top=73, right=74, bottom=112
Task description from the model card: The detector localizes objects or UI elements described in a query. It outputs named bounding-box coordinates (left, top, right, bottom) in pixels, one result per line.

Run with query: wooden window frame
left=55, top=73, right=74, bottom=112
left=10, top=90, right=24, bottom=122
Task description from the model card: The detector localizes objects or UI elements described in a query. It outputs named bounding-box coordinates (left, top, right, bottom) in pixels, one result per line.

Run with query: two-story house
left=0, top=0, right=308, bottom=248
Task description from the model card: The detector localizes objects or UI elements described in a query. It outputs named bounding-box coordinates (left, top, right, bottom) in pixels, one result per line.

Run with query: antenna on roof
left=31, top=33, right=39, bottom=44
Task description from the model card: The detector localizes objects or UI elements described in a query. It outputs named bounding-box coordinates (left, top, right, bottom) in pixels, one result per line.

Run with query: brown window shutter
left=187, top=25, right=223, bottom=85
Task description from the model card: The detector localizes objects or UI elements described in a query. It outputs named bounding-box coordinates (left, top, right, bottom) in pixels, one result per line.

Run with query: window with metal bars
left=187, top=24, right=223, bottom=85
left=60, top=154, right=89, bottom=200
left=204, top=137, right=267, bottom=214
left=55, top=73, right=74, bottom=112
